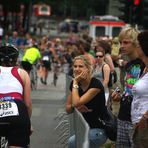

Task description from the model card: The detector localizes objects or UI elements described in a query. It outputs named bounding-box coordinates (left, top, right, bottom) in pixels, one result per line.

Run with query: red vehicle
left=89, top=15, right=126, bottom=39
left=33, top=4, right=50, bottom=17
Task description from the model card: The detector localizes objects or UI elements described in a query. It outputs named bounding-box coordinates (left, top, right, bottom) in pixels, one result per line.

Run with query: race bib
left=43, top=56, right=49, bottom=61
left=0, top=97, right=19, bottom=118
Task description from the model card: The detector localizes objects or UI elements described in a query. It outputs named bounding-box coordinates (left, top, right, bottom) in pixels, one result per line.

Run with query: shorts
left=68, top=128, right=107, bottom=148
left=116, top=119, right=134, bottom=148
left=42, top=60, right=51, bottom=70
left=0, top=98, right=31, bottom=147
left=21, top=61, right=32, bottom=72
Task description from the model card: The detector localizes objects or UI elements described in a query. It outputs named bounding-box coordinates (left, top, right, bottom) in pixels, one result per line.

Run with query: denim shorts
left=68, top=128, right=107, bottom=148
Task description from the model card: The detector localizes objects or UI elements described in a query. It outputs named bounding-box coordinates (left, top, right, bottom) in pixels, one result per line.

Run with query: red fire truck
left=89, top=15, right=126, bottom=39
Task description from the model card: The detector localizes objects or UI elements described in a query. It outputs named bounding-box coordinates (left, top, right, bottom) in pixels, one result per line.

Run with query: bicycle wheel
left=30, top=69, right=34, bottom=90
left=33, top=69, right=38, bottom=90
left=30, top=65, right=38, bottom=90
left=53, top=73, right=58, bottom=86
left=53, top=63, right=60, bottom=86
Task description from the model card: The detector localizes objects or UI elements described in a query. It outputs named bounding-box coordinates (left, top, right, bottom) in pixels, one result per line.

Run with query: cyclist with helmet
left=0, top=45, right=32, bottom=147
left=21, top=38, right=41, bottom=74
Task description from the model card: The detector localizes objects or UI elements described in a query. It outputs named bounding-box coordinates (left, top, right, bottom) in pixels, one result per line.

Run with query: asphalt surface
left=30, top=72, right=69, bottom=148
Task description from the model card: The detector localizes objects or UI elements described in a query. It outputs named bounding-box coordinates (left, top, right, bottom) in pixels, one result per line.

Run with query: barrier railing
left=55, top=74, right=90, bottom=148
left=74, top=108, right=90, bottom=148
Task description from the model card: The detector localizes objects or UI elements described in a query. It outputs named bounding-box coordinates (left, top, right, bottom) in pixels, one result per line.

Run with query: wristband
left=73, top=84, right=79, bottom=89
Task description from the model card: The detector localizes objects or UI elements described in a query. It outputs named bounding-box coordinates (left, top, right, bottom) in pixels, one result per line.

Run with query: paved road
left=30, top=72, right=68, bottom=148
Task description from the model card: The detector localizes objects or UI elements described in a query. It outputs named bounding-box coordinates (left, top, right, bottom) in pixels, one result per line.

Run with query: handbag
left=98, top=107, right=117, bottom=141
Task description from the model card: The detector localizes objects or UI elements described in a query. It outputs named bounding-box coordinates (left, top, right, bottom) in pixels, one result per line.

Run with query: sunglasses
left=96, top=55, right=104, bottom=58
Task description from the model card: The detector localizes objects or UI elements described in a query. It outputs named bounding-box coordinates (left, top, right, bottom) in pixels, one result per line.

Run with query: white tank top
left=0, top=66, right=23, bottom=99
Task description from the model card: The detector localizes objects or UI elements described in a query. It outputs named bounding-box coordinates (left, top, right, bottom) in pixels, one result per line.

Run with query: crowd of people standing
left=65, top=27, right=148, bottom=148
left=0, top=26, right=148, bottom=147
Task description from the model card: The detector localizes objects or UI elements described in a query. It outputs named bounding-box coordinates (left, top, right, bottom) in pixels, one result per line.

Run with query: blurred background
left=0, top=0, right=148, bottom=37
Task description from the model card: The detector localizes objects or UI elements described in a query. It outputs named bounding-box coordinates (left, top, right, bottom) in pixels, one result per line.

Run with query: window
left=96, top=27, right=105, bottom=36
left=112, top=27, right=122, bottom=37
left=39, top=5, right=50, bottom=16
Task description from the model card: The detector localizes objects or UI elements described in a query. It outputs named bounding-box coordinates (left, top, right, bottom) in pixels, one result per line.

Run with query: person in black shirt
left=66, top=55, right=108, bottom=148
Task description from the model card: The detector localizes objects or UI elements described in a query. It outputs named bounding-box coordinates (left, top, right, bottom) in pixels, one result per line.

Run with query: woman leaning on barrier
left=66, top=55, right=108, bottom=148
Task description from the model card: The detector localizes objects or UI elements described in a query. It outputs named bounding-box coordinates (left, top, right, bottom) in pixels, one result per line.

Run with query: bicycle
left=0, top=137, right=8, bottom=148
left=30, top=64, right=38, bottom=90
left=0, top=136, right=30, bottom=148
left=53, top=63, right=60, bottom=86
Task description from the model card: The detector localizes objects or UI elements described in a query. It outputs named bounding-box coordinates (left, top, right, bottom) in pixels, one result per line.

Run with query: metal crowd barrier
left=73, top=108, right=90, bottom=148
left=54, top=75, right=90, bottom=148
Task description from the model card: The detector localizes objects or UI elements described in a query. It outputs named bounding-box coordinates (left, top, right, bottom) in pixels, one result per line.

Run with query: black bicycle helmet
left=0, top=44, right=19, bottom=66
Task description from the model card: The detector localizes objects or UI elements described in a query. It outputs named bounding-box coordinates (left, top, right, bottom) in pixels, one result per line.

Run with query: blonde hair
left=73, top=55, right=93, bottom=76
left=119, top=27, right=139, bottom=46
